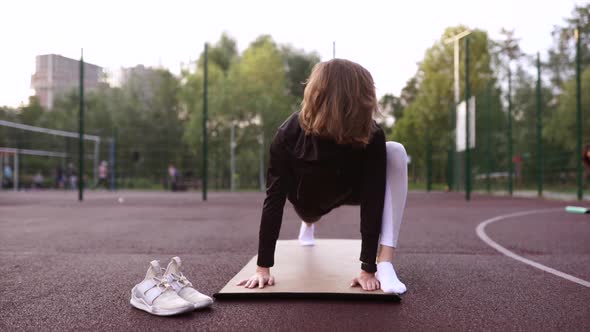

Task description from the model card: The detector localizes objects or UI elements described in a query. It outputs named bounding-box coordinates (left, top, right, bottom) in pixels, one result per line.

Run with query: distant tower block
left=31, top=54, right=103, bottom=110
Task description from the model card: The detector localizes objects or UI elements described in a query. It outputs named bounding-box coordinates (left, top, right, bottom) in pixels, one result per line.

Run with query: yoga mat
left=214, top=239, right=401, bottom=302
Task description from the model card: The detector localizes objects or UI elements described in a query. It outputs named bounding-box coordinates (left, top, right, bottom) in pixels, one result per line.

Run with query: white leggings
left=379, top=141, right=408, bottom=248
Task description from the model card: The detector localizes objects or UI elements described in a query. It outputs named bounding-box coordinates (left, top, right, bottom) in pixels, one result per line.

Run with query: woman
left=238, top=59, right=408, bottom=294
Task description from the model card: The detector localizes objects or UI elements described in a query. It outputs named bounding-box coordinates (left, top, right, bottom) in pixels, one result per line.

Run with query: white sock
left=376, top=262, right=407, bottom=294
left=298, top=222, right=315, bottom=246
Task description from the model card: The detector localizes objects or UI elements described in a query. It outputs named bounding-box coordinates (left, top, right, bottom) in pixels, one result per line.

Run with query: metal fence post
left=465, top=36, right=471, bottom=201
left=427, top=136, right=432, bottom=191
left=536, top=52, right=544, bottom=197
left=202, top=43, right=209, bottom=201
left=109, top=129, right=116, bottom=191
left=508, top=68, right=513, bottom=196
left=78, top=49, right=84, bottom=201
left=486, top=82, right=492, bottom=193
left=575, top=28, right=583, bottom=200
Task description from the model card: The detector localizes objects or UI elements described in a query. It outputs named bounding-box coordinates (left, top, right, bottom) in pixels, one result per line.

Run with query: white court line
left=476, top=209, right=590, bottom=288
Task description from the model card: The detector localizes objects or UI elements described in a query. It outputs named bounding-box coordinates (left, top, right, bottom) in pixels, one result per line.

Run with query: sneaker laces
left=142, top=276, right=172, bottom=303
left=155, top=276, right=173, bottom=291
left=169, top=272, right=193, bottom=289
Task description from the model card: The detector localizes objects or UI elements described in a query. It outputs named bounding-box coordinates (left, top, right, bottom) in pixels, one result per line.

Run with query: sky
left=0, top=0, right=586, bottom=107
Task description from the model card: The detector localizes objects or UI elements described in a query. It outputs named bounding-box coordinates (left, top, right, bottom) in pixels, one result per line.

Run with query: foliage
left=391, top=26, right=501, bottom=183
left=2, top=4, right=587, bottom=192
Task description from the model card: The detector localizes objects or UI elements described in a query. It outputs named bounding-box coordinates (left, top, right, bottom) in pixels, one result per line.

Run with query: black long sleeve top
left=257, top=112, right=386, bottom=273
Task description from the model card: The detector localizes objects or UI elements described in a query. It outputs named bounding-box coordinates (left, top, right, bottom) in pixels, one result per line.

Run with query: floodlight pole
left=78, top=49, right=84, bottom=201
left=444, top=30, right=471, bottom=194
left=445, top=30, right=471, bottom=195
left=445, top=30, right=472, bottom=108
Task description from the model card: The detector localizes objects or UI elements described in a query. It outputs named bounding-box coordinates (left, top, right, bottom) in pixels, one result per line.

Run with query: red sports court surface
left=1, top=191, right=588, bottom=331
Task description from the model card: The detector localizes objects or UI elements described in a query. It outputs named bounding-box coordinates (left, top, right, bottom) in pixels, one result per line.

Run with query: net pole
left=464, top=37, right=471, bottom=201
left=78, top=49, right=84, bottom=201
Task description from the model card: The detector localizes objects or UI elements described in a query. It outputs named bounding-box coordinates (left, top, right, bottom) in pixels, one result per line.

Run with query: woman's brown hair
left=299, top=59, right=377, bottom=146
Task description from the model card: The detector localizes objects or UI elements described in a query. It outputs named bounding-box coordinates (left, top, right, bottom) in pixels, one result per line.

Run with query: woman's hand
left=237, top=266, right=275, bottom=289
left=350, top=270, right=380, bottom=291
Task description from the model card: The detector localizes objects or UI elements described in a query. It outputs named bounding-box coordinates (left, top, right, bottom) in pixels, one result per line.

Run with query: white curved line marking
left=476, top=209, right=590, bottom=288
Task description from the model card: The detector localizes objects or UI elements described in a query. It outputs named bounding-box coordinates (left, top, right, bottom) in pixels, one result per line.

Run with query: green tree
left=391, top=26, right=501, bottom=185
left=18, top=97, right=44, bottom=125
left=546, top=4, right=590, bottom=89
left=545, top=67, right=590, bottom=151
left=180, top=33, right=318, bottom=189
left=281, top=45, right=321, bottom=103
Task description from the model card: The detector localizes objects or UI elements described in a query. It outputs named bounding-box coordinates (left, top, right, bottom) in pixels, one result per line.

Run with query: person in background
left=95, top=161, right=109, bottom=189
left=55, top=166, right=65, bottom=189
left=67, top=162, right=77, bottom=190
left=168, top=163, right=178, bottom=191
left=3, top=164, right=13, bottom=188
left=33, top=171, right=44, bottom=190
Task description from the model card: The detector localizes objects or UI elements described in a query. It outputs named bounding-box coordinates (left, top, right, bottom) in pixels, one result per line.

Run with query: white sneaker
left=130, top=260, right=194, bottom=316
left=298, top=222, right=315, bottom=246
left=164, top=257, right=214, bottom=310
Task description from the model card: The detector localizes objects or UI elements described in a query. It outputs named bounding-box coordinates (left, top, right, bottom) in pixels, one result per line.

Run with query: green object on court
left=565, top=206, right=589, bottom=214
